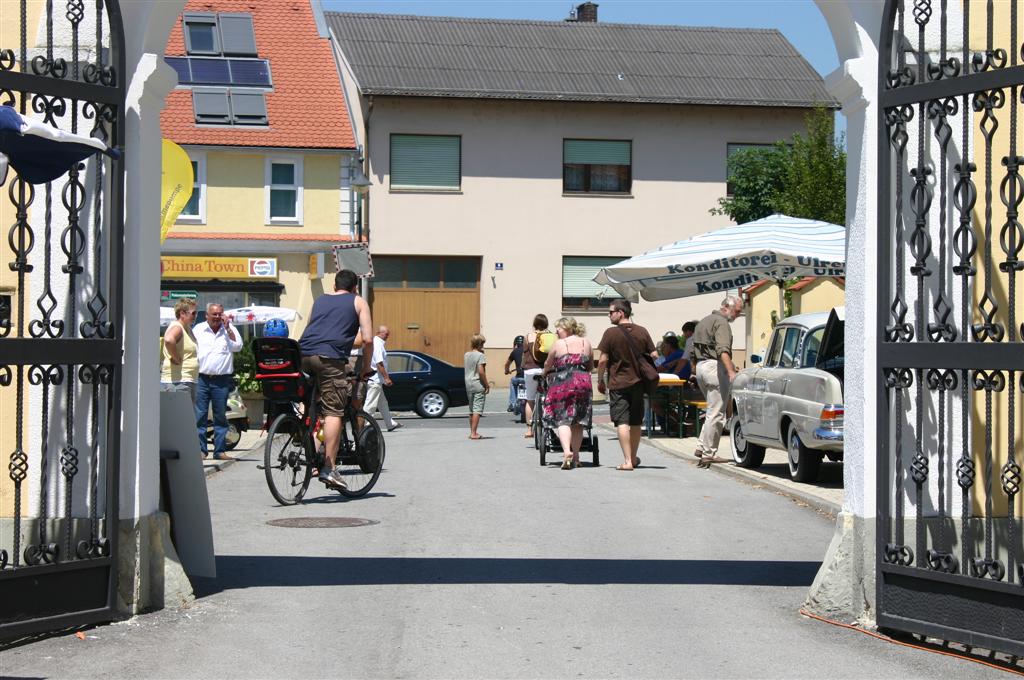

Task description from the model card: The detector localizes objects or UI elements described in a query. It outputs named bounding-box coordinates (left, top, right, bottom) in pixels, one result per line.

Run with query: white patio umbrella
left=223, top=305, right=300, bottom=325
left=160, top=306, right=176, bottom=326
left=593, top=214, right=846, bottom=313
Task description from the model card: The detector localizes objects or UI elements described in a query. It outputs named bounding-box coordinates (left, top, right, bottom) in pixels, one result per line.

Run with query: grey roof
left=324, top=12, right=835, bottom=108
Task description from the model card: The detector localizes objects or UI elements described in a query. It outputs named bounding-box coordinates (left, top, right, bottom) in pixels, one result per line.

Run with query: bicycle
left=254, top=338, right=385, bottom=505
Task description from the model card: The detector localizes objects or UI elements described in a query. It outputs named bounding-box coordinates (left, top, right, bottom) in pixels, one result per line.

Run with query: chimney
left=574, top=2, right=598, bottom=22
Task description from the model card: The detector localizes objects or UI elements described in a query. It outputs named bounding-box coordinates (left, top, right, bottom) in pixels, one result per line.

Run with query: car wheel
left=787, top=426, right=822, bottom=483
left=415, top=389, right=449, bottom=418
left=730, top=414, right=766, bottom=468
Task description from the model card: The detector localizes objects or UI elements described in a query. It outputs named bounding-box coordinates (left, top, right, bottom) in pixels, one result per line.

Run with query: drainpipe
left=360, top=96, right=374, bottom=300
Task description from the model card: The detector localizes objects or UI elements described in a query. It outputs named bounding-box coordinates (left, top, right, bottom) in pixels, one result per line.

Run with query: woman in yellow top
left=161, top=297, right=199, bottom=400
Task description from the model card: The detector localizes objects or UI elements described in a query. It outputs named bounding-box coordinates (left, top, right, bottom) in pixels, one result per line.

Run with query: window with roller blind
left=389, top=134, right=461, bottom=191
left=562, top=256, right=625, bottom=311
left=563, top=139, right=632, bottom=194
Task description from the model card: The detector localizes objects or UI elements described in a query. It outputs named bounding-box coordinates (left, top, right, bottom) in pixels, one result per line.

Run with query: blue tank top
left=299, top=294, right=359, bottom=359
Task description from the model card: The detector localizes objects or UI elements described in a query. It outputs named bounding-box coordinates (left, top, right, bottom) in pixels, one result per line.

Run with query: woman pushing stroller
left=540, top=317, right=594, bottom=470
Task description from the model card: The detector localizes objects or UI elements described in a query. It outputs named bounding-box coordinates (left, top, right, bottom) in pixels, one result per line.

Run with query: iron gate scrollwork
left=0, top=0, right=125, bottom=638
left=879, top=0, right=1024, bottom=655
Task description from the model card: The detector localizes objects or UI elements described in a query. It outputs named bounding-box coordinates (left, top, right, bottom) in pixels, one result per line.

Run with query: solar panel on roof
left=189, top=58, right=231, bottom=85
left=229, top=59, right=272, bottom=86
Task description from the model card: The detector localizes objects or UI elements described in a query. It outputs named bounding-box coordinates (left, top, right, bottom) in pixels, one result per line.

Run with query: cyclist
left=298, top=269, right=373, bottom=489
left=504, top=335, right=525, bottom=415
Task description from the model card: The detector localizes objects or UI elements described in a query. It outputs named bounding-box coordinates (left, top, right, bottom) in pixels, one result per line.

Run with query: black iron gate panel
left=0, top=1, right=125, bottom=638
left=878, top=0, right=1024, bottom=655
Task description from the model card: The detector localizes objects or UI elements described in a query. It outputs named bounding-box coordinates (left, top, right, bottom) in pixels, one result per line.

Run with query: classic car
left=383, top=350, right=469, bottom=418
left=729, top=308, right=844, bottom=482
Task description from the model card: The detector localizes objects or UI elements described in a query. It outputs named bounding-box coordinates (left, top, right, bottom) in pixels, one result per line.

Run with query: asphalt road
left=1, top=411, right=1004, bottom=679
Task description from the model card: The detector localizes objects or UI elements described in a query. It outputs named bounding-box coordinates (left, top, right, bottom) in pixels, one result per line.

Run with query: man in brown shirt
left=597, top=299, right=657, bottom=470
left=692, top=295, right=744, bottom=467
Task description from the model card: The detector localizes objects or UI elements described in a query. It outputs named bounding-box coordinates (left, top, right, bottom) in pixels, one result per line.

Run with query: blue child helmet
left=263, top=318, right=289, bottom=338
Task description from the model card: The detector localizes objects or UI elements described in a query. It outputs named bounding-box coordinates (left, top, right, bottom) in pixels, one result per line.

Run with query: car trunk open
left=815, top=308, right=844, bottom=389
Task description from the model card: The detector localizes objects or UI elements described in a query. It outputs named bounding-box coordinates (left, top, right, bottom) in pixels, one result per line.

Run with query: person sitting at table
left=660, top=335, right=689, bottom=378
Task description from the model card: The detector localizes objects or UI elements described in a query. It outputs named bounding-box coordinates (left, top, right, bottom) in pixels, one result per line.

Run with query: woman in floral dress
left=542, top=317, right=594, bottom=469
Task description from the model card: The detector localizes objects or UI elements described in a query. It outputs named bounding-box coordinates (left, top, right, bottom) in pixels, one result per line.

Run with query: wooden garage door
left=370, top=257, right=480, bottom=366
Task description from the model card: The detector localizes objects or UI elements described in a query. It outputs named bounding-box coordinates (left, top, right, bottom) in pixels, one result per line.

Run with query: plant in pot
left=234, top=343, right=264, bottom=427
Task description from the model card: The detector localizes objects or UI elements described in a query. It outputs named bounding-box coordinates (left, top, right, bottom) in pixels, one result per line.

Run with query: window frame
left=389, top=133, right=462, bottom=192
left=183, top=13, right=220, bottom=56
left=177, top=150, right=206, bottom=224
left=562, top=138, right=633, bottom=195
left=264, top=156, right=303, bottom=225
left=778, top=328, right=804, bottom=369
left=561, top=255, right=625, bottom=312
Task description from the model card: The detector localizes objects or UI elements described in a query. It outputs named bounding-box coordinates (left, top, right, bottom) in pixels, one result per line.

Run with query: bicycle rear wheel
left=264, top=413, right=313, bottom=505
left=336, top=410, right=385, bottom=498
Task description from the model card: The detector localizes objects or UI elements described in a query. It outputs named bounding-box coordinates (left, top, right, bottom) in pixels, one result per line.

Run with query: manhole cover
left=266, top=517, right=379, bottom=529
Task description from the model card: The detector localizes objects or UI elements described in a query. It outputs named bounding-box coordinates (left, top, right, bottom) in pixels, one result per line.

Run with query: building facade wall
left=362, top=96, right=811, bottom=378
left=790, top=278, right=844, bottom=317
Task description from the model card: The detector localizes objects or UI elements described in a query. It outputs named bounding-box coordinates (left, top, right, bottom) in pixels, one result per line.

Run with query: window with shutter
left=562, top=256, right=624, bottom=310
left=192, top=88, right=230, bottom=124
left=230, top=90, right=268, bottom=125
left=390, top=134, right=461, bottom=190
left=218, top=14, right=257, bottom=56
left=563, top=140, right=632, bottom=194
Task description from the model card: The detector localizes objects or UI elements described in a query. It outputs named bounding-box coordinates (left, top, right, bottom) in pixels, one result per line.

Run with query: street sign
left=161, top=290, right=198, bottom=301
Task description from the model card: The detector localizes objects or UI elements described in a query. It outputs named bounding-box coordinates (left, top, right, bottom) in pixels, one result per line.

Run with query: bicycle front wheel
left=264, top=413, right=313, bottom=505
left=336, top=410, right=385, bottom=498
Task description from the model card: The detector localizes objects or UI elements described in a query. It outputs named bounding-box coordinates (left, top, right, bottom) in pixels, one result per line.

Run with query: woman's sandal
left=561, top=457, right=574, bottom=470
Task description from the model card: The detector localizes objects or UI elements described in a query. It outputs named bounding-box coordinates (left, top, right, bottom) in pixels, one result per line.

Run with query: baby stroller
left=531, top=373, right=600, bottom=467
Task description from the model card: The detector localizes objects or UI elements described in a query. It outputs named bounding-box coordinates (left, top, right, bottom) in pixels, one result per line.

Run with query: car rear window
left=802, top=328, right=824, bottom=367
left=778, top=328, right=802, bottom=369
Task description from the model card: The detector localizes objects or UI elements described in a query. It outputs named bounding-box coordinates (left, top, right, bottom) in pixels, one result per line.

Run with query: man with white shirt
left=194, top=302, right=243, bottom=460
left=364, top=325, right=402, bottom=432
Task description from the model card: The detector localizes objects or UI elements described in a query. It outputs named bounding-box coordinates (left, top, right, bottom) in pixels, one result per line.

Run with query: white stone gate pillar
left=116, top=0, right=188, bottom=614
left=805, top=1, right=884, bottom=624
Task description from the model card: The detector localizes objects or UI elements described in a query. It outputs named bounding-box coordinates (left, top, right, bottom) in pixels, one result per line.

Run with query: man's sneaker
left=320, top=467, right=348, bottom=490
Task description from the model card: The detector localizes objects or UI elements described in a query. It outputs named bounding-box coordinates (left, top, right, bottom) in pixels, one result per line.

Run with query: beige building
left=326, top=7, right=834, bottom=379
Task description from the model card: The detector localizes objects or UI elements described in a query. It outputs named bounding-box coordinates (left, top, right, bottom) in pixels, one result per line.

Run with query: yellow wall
left=967, top=0, right=1024, bottom=518
left=0, top=0, right=46, bottom=517
left=790, top=278, right=844, bottom=317
left=745, top=284, right=781, bottom=364
left=173, top=150, right=344, bottom=235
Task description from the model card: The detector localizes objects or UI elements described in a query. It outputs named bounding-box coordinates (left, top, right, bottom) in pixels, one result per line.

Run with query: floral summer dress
left=542, top=352, right=593, bottom=428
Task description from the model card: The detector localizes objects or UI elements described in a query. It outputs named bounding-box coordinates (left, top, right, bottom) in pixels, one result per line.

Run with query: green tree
left=774, top=108, right=847, bottom=225
left=711, top=108, right=846, bottom=225
left=710, top=144, right=788, bottom=224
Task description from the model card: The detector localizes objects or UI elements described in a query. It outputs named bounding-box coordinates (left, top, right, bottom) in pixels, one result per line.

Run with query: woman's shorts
left=523, top=368, right=544, bottom=403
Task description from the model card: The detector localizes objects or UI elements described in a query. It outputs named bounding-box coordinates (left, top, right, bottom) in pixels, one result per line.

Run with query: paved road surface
left=1, top=411, right=1003, bottom=678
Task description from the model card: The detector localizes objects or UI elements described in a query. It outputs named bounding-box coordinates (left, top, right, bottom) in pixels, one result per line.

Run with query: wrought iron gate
left=0, top=1, right=125, bottom=638
left=878, top=0, right=1024, bottom=655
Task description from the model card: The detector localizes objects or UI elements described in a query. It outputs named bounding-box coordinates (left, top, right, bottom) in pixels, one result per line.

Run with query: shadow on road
left=192, top=556, right=822, bottom=596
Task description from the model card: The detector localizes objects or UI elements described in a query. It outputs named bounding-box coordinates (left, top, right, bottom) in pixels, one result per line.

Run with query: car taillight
left=820, top=404, right=844, bottom=428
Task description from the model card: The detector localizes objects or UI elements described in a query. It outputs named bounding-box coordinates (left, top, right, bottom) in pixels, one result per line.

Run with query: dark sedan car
left=383, top=350, right=469, bottom=418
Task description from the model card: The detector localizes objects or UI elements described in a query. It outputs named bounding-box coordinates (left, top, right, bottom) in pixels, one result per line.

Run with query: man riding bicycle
left=298, top=269, right=373, bottom=489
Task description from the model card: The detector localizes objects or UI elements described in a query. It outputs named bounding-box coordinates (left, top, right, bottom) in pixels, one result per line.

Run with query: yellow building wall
left=173, top=151, right=343, bottom=235
left=744, top=284, right=781, bottom=366
left=790, top=279, right=844, bottom=317
left=0, top=0, right=47, bottom=517
left=967, top=0, right=1024, bottom=519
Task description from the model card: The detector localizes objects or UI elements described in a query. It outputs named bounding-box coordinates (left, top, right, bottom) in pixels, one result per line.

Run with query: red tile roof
left=161, top=1, right=355, bottom=149
left=788, top=276, right=845, bottom=292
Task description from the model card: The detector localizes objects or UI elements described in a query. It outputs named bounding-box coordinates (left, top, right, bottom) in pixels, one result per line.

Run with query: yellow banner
left=160, top=139, right=194, bottom=243
left=160, top=256, right=278, bottom=280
